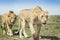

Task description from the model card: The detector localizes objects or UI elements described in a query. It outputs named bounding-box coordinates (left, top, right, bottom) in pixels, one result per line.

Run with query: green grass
left=0, top=15, right=60, bottom=40
left=40, top=15, right=60, bottom=38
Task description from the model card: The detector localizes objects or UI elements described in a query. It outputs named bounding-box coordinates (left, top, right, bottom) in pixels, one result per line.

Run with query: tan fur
left=18, top=6, right=48, bottom=38
left=1, top=11, right=16, bottom=36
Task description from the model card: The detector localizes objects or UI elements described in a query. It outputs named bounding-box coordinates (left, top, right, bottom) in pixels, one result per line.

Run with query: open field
left=0, top=15, right=60, bottom=40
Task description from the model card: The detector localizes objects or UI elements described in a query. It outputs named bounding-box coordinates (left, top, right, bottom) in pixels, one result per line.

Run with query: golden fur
left=1, top=11, right=16, bottom=36
left=18, top=6, right=48, bottom=38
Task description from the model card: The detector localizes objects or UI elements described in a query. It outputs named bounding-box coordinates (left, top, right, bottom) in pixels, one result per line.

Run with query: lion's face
left=8, top=13, right=16, bottom=24
left=38, top=11, right=48, bottom=24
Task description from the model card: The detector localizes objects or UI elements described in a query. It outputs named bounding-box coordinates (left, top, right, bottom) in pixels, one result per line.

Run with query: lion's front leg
left=29, top=19, right=35, bottom=35
left=33, top=24, right=42, bottom=40
left=7, top=24, right=13, bottom=36
left=2, top=23, right=6, bottom=35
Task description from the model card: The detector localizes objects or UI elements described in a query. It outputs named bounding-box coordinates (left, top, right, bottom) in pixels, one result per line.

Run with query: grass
left=0, top=15, right=60, bottom=40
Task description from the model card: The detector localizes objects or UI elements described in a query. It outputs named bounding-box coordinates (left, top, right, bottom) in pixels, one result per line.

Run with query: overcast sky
left=0, top=0, right=60, bottom=15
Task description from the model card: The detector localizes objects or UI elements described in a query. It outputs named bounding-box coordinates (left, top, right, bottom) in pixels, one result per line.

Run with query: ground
left=0, top=15, right=60, bottom=40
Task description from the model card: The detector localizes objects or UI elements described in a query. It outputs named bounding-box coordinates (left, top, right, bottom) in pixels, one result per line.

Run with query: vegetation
left=0, top=15, right=60, bottom=40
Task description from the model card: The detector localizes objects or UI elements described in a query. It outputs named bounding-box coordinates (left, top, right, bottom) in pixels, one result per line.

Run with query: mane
left=9, top=11, right=14, bottom=13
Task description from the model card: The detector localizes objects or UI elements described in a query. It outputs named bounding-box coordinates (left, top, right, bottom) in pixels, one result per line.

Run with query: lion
left=18, top=6, right=48, bottom=39
left=1, top=11, right=16, bottom=36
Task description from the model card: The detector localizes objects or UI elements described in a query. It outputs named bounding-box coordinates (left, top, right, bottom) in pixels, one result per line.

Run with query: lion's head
left=33, top=6, right=48, bottom=24
left=8, top=11, right=16, bottom=24
left=38, top=11, right=48, bottom=24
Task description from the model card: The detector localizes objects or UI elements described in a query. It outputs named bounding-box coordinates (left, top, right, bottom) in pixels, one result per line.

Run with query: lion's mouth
left=42, top=23, right=46, bottom=25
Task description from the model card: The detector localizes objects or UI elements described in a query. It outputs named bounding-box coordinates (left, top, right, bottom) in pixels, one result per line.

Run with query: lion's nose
left=45, top=21, right=46, bottom=23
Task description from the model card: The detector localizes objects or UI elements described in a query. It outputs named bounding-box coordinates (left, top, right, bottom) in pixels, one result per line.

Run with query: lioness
left=18, top=6, right=48, bottom=38
left=1, top=11, right=16, bottom=36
